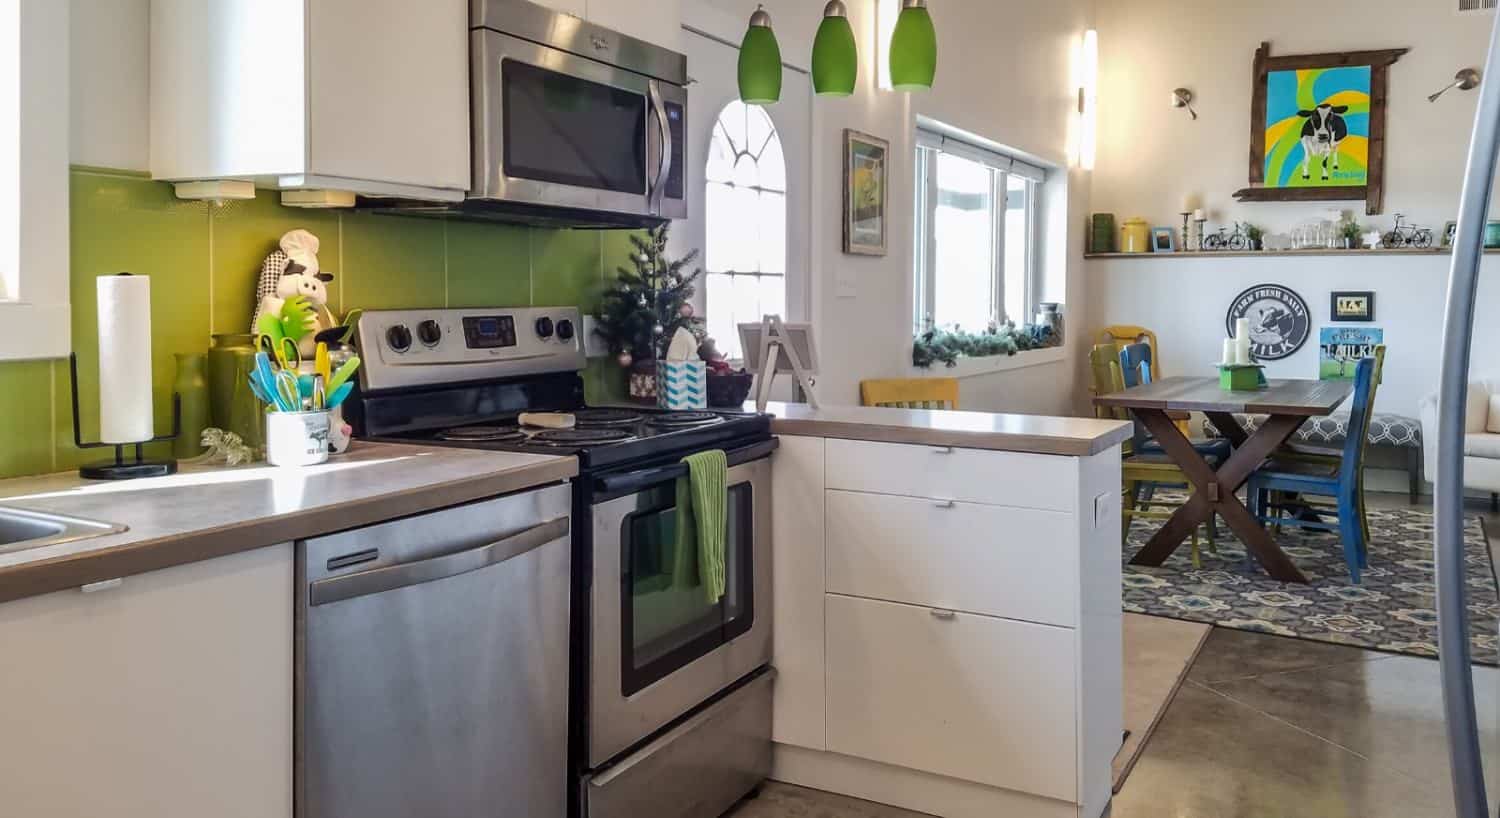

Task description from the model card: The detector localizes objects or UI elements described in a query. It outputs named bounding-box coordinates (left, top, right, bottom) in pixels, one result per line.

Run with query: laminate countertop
left=0, top=442, right=577, bottom=604
left=758, top=402, right=1134, bottom=457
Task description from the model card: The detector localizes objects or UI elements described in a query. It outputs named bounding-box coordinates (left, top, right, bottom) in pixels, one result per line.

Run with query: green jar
left=172, top=352, right=211, bottom=460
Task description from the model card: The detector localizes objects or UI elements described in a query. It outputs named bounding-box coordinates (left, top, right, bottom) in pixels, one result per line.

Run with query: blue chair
left=1247, top=356, right=1377, bottom=583
left=1118, top=343, right=1233, bottom=460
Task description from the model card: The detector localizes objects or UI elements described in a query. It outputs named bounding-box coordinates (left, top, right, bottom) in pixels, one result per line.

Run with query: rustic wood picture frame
left=1233, top=42, right=1408, bottom=215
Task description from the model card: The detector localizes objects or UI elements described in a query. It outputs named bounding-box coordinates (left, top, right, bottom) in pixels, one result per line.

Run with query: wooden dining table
left=1094, top=376, right=1353, bottom=583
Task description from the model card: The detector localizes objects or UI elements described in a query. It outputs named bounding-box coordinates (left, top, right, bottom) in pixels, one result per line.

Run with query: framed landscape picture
left=843, top=129, right=889, bottom=256
left=1234, top=43, right=1407, bottom=215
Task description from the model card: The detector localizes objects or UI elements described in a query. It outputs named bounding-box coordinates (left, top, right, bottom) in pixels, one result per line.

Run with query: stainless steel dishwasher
left=295, top=484, right=572, bottom=818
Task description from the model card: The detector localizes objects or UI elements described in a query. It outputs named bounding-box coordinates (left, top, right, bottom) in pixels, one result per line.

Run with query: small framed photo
left=1150, top=227, right=1177, bottom=253
left=1443, top=221, right=1458, bottom=247
left=1331, top=290, right=1375, bottom=322
left=843, top=129, right=889, bottom=256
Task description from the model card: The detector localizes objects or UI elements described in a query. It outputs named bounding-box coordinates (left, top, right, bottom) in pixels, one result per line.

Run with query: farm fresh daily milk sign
left=1226, top=284, right=1311, bottom=361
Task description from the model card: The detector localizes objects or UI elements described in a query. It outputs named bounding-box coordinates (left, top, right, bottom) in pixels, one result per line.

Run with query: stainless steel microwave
left=468, top=0, right=687, bottom=225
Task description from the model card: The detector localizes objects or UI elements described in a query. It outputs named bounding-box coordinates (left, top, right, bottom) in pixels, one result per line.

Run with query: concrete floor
left=727, top=495, right=1500, bottom=818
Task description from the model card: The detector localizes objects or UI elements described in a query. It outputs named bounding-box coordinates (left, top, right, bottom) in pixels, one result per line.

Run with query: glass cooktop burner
left=647, top=411, right=723, bottom=428
left=437, top=425, right=524, bottom=442
left=528, top=428, right=636, bottom=446
left=573, top=408, right=645, bottom=427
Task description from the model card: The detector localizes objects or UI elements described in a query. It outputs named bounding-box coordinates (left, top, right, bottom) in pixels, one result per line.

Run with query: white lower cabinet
left=824, top=594, right=1079, bottom=802
left=0, top=545, right=294, bottom=818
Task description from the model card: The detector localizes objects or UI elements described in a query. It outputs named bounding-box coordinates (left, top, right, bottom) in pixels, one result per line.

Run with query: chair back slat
left=1340, top=356, right=1379, bottom=486
left=860, top=378, right=959, bottom=411
left=1119, top=343, right=1154, bottom=388
left=1088, top=344, right=1128, bottom=422
left=1098, top=325, right=1165, bottom=378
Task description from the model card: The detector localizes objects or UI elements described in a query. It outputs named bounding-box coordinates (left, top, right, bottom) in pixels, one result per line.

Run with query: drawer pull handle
left=932, top=446, right=955, bottom=454
left=930, top=608, right=957, bottom=620
left=933, top=500, right=956, bottom=509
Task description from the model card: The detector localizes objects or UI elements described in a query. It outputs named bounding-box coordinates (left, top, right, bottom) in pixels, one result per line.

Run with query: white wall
left=1087, top=0, right=1500, bottom=419
left=693, top=0, right=1096, bottom=411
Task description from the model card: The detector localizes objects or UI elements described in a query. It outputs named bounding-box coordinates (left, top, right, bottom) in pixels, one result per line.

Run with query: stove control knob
left=416, top=319, right=442, bottom=347
left=386, top=324, right=413, bottom=353
left=535, top=317, right=555, bottom=339
left=555, top=319, right=576, bottom=342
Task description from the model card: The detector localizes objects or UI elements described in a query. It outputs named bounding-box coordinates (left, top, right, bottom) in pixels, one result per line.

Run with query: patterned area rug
left=1122, top=505, right=1500, bottom=665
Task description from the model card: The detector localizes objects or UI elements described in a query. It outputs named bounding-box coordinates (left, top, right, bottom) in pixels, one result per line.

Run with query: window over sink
left=0, top=0, right=70, bottom=361
left=704, top=100, right=786, bottom=361
left=912, top=126, right=1047, bottom=336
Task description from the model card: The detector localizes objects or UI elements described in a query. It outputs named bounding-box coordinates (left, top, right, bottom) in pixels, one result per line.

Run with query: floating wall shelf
left=1084, top=248, right=1500, bottom=260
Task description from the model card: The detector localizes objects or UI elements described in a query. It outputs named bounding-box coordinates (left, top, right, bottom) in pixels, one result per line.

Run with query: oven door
left=472, top=29, right=686, bottom=220
left=588, top=445, right=773, bottom=768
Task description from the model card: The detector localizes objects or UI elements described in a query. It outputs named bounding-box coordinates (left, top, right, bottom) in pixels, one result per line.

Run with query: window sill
left=915, top=344, right=1067, bottom=380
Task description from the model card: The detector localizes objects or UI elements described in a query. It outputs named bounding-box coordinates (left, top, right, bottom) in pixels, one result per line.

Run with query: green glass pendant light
left=889, top=0, right=937, bottom=92
left=811, top=1, right=857, bottom=97
left=738, top=6, right=782, bottom=105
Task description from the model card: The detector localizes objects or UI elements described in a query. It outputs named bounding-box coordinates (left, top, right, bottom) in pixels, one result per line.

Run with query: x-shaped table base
left=1127, top=409, right=1310, bottom=583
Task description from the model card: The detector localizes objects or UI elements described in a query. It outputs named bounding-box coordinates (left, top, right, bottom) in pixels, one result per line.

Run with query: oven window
left=501, top=59, right=647, bottom=194
left=621, top=481, right=754, bottom=696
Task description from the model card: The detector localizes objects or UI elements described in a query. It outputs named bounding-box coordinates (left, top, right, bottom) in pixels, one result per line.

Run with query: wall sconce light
left=1171, top=88, right=1197, bottom=120
left=1429, top=68, right=1481, bottom=103
left=1077, top=29, right=1098, bottom=171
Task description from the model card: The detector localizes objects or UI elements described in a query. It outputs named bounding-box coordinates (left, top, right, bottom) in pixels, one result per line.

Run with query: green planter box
left=1219, top=365, right=1264, bottom=391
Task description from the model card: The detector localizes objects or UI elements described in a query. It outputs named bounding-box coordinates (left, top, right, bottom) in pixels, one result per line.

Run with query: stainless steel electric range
left=348, top=306, right=776, bottom=818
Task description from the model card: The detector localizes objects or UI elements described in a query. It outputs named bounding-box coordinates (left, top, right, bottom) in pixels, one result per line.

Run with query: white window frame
left=912, top=128, right=1045, bottom=336
left=0, top=0, right=70, bottom=361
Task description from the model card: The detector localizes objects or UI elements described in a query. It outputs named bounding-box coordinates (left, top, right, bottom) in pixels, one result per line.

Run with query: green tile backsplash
left=0, top=166, right=631, bottom=480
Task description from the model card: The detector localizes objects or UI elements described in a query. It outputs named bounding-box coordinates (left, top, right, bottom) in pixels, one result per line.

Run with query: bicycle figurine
left=1382, top=213, right=1434, bottom=249
left=1201, top=223, right=1250, bottom=251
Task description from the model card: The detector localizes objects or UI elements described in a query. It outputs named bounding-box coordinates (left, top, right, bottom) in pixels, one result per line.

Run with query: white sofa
left=1419, top=377, right=1500, bottom=508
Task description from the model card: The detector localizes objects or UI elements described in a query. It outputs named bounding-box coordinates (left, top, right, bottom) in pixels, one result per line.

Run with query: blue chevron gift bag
left=659, top=361, right=708, bottom=410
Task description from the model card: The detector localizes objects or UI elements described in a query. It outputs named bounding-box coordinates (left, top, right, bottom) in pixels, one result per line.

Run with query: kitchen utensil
left=519, top=412, right=577, bottom=429
left=337, top=308, right=364, bottom=344
left=275, top=370, right=301, bottom=413
left=258, top=312, right=287, bottom=344
left=315, top=342, right=331, bottom=384
left=325, top=356, right=361, bottom=394
left=325, top=382, right=354, bottom=410
left=258, top=333, right=301, bottom=369
left=313, top=375, right=327, bottom=410
left=280, top=295, right=319, bottom=341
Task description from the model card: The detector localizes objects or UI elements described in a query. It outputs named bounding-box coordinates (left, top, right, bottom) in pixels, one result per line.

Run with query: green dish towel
left=672, top=449, right=728, bottom=603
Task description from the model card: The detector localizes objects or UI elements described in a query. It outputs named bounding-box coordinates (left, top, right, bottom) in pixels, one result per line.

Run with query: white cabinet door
left=825, top=490, right=1078, bottom=626
left=824, top=594, right=1079, bottom=803
left=308, top=0, right=470, bottom=192
left=771, top=436, right=826, bottom=750
left=824, top=439, right=1077, bottom=511
left=588, top=0, right=682, bottom=51
left=0, top=546, right=294, bottom=818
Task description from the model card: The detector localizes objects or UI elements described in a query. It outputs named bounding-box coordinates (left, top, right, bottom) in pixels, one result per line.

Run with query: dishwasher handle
left=308, top=516, right=570, bottom=606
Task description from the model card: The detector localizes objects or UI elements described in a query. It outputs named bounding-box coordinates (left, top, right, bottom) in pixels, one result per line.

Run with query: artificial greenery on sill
left=912, top=322, right=1061, bottom=369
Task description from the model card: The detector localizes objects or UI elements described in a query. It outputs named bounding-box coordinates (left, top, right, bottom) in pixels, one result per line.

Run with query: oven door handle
left=593, top=438, right=779, bottom=495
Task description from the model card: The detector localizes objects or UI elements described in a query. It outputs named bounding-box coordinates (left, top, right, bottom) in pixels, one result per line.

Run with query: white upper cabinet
left=587, top=0, right=683, bottom=52
left=150, top=0, right=470, bottom=202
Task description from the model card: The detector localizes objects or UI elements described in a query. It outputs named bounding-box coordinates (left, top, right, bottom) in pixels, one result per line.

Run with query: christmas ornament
left=652, top=324, right=665, bottom=335
left=617, top=351, right=633, bottom=368
left=679, top=303, right=694, bottom=318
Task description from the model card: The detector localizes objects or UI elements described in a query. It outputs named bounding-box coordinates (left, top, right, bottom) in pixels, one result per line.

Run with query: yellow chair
left=860, top=378, right=960, bottom=410
left=1091, top=343, right=1217, bottom=567
left=1096, top=325, right=1191, bottom=436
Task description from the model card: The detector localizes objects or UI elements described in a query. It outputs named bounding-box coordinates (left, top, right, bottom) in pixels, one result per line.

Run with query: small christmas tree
left=594, top=223, right=706, bottom=369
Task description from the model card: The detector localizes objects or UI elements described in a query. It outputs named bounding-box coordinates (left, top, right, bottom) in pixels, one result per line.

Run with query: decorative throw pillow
left=1488, top=393, right=1500, bottom=435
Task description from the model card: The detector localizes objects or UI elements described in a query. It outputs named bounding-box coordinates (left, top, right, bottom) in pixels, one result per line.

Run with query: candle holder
left=1179, top=212, right=1192, bottom=252
left=69, top=353, right=182, bottom=480
left=1194, top=218, right=1208, bottom=252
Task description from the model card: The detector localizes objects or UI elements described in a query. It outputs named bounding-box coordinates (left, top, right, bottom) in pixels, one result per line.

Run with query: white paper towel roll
left=97, top=274, right=154, bottom=444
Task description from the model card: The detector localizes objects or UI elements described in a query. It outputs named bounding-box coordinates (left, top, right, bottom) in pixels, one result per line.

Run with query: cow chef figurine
left=1298, top=103, right=1349, bottom=182
left=252, top=229, right=340, bottom=358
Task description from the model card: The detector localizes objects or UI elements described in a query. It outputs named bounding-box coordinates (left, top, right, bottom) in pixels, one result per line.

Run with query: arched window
left=704, top=100, right=786, bottom=360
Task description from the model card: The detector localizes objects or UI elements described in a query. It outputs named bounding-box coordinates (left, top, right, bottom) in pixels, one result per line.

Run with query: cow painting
left=1297, top=103, right=1350, bottom=181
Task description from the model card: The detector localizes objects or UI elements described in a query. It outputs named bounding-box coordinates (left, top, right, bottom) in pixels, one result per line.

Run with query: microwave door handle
left=648, top=81, right=671, bottom=215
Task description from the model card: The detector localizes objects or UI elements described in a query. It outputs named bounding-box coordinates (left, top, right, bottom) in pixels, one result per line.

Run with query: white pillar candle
left=1193, top=208, right=1206, bottom=222
left=1222, top=339, right=1235, bottom=366
left=1235, top=335, right=1252, bottom=366
left=1234, top=317, right=1251, bottom=340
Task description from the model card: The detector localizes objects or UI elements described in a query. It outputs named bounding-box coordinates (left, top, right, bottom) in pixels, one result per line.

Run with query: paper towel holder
left=69, top=354, right=182, bottom=480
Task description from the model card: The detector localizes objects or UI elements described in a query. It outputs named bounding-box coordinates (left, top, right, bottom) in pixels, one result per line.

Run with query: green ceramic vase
left=208, top=333, right=264, bottom=455
left=173, top=352, right=211, bottom=460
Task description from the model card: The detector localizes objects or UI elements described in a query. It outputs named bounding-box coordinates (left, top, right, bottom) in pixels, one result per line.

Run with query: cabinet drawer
left=824, top=439, right=1074, bottom=511
left=825, top=594, right=1078, bottom=802
left=826, top=491, right=1076, bottom=626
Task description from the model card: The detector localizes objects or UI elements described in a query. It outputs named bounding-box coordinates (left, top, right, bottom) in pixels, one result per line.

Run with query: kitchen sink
left=0, top=507, right=127, bottom=555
